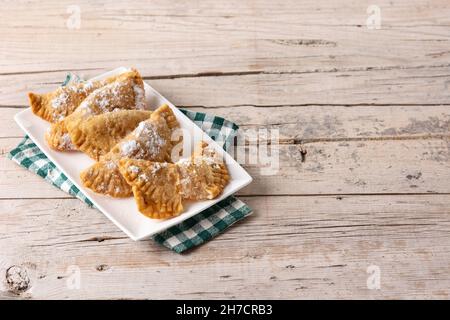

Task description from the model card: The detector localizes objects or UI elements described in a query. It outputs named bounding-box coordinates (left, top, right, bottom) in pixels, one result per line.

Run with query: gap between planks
left=2, top=193, right=450, bottom=201
left=1, top=63, right=450, bottom=78
left=3, top=103, right=450, bottom=109
left=1, top=134, right=449, bottom=144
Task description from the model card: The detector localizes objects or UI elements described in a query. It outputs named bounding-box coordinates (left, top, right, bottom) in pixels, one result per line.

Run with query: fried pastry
left=109, top=104, right=181, bottom=163
left=68, top=110, right=152, bottom=160
left=80, top=104, right=181, bottom=198
left=80, top=159, right=133, bottom=197
left=119, top=158, right=183, bottom=219
left=177, top=141, right=229, bottom=200
left=29, top=68, right=143, bottom=123
left=45, top=69, right=146, bottom=151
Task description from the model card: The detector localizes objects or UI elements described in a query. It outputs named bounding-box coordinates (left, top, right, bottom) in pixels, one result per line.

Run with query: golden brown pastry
left=68, top=110, right=152, bottom=160
left=117, top=141, right=228, bottom=219
left=29, top=81, right=100, bottom=123
left=80, top=104, right=181, bottom=198
left=29, top=69, right=143, bottom=123
left=80, top=159, right=133, bottom=198
left=119, top=158, right=183, bottom=219
left=45, top=69, right=146, bottom=151
left=177, top=141, right=229, bottom=200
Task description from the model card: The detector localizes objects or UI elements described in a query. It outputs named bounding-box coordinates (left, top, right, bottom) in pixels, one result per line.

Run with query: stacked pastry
left=29, top=69, right=229, bottom=219
left=119, top=141, right=230, bottom=219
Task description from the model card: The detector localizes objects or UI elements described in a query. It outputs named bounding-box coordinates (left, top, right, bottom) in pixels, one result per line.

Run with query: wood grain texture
left=2, top=67, right=450, bottom=106
left=0, top=195, right=449, bottom=299
left=0, top=0, right=449, bottom=299
left=1, top=0, right=449, bottom=75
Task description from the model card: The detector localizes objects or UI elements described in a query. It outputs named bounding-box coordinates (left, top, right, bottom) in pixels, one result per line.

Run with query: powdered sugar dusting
left=180, top=176, right=190, bottom=186
left=78, top=81, right=129, bottom=116
left=59, top=133, right=75, bottom=150
left=97, top=96, right=111, bottom=111
left=51, top=92, right=69, bottom=109
left=128, top=165, right=140, bottom=173
left=133, top=121, right=147, bottom=136
left=201, top=155, right=220, bottom=167
left=105, top=161, right=117, bottom=170
left=50, top=79, right=98, bottom=118
left=176, top=158, right=191, bottom=166
left=200, top=145, right=223, bottom=168
left=150, top=162, right=167, bottom=175
left=120, top=140, right=139, bottom=156
left=176, top=158, right=194, bottom=194
left=128, top=121, right=166, bottom=159
left=133, top=84, right=146, bottom=110
left=68, top=81, right=93, bottom=94
left=94, top=81, right=125, bottom=113
left=176, top=145, right=223, bottom=170
left=97, top=182, right=106, bottom=192
left=77, top=98, right=94, bottom=117
left=138, top=173, right=150, bottom=182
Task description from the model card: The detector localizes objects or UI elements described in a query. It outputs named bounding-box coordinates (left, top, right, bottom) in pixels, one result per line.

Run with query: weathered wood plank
left=0, top=0, right=449, bottom=75
left=1, top=195, right=449, bottom=299
left=244, top=138, right=450, bottom=195
left=2, top=105, right=450, bottom=142
left=1, top=67, right=450, bottom=107
left=2, top=136, right=449, bottom=198
left=194, top=105, right=450, bottom=143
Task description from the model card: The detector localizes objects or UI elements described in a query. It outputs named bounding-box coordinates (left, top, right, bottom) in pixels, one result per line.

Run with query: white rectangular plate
left=14, top=67, right=252, bottom=240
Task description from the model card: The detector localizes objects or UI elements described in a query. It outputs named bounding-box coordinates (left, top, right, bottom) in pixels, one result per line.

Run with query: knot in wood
left=5, top=265, right=31, bottom=294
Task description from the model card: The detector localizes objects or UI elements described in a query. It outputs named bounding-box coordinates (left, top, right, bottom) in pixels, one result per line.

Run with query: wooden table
left=1, top=0, right=449, bottom=299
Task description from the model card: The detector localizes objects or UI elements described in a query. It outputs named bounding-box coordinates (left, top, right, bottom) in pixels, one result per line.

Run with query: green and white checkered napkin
left=8, top=109, right=252, bottom=253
